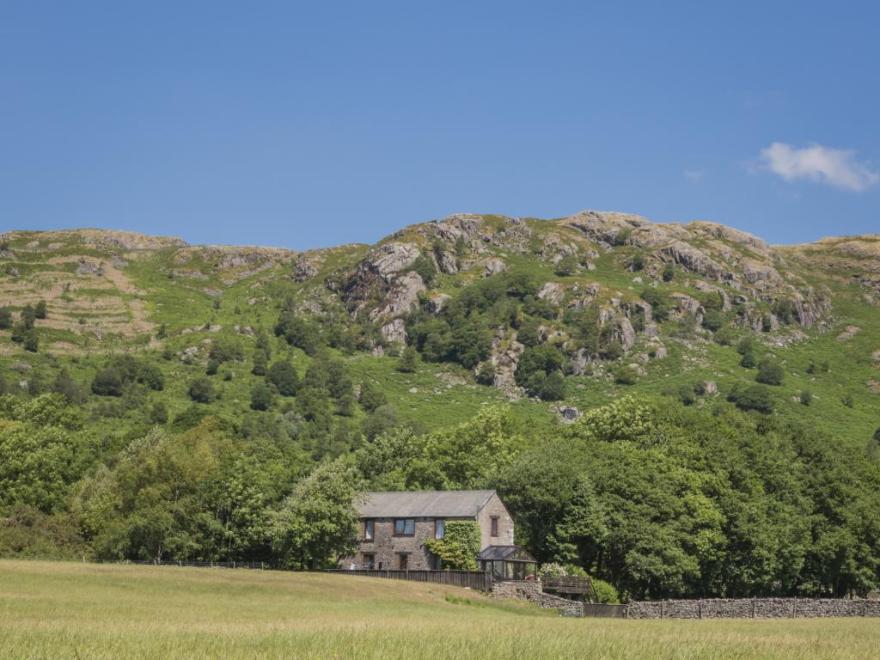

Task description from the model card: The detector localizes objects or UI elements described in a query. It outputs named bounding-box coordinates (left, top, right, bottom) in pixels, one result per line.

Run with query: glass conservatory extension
left=478, top=545, right=537, bottom=581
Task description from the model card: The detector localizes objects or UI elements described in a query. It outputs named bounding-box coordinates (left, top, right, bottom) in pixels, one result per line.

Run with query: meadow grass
left=1, top=560, right=878, bottom=659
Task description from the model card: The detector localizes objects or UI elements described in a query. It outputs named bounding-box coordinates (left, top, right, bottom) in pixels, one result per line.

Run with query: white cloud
left=683, top=169, right=704, bottom=182
left=758, top=142, right=879, bottom=192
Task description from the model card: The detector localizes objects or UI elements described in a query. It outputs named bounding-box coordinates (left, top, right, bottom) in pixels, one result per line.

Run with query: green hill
left=1, top=212, right=879, bottom=599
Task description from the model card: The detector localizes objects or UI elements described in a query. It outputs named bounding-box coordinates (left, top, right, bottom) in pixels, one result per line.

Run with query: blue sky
left=1, top=1, right=878, bottom=248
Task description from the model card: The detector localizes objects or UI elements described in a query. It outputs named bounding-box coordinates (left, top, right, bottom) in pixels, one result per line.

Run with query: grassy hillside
left=1, top=560, right=878, bottom=660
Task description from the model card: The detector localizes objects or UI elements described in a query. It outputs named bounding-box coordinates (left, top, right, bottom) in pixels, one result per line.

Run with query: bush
left=250, top=382, right=274, bottom=411
left=267, top=361, right=299, bottom=396
left=677, top=384, right=696, bottom=406
left=411, top=254, right=436, bottom=286
left=799, top=390, right=813, bottom=406
left=662, top=264, right=675, bottom=282
left=740, top=351, right=756, bottom=369
left=149, top=402, right=168, bottom=425
left=756, top=357, right=784, bottom=386
left=187, top=377, right=216, bottom=403
left=23, top=331, right=38, bottom=353
left=630, top=253, right=645, bottom=272
left=554, top=254, right=579, bottom=277
left=397, top=345, right=419, bottom=373
left=252, top=350, right=268, bottom=376
left=0, top=307, right=12, bottom=329
left=91, top=367, right=124, bottom=397
left=475, top=362, right=496, bottom=386
left=516, top=345, right=566, bottom=399
left=359, top=380, right=387, bottom=413
left=34, top=300, right=48, bottom=320
left=729, top=384, right=774, bottom=413
left=20, top=305, right=36, bottom=329
left=640, top=288, right=670, bottom=322
left=701, top=310, right=723, bottom=333
left=592, top=578, right=620, bottom=604
left=614, top=366, right=639, bottom=386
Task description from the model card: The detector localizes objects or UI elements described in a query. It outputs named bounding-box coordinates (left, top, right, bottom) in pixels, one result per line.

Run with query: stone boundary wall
left=626, top=598, right=880, bottom=619
left=491, top=580, right=584, bottom=617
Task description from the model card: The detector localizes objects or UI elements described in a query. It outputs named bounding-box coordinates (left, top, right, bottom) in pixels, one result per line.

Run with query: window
left=363, top=519, right=374, bottom=541
left=362, top=553, right=375, bottom=570
left=398, top=553, right=409, bottom=570
left=434, top=519, right=445, bottom=539
left=394, top=519, right=415, bottom=536
left=490, top=516, right=499, bottom=537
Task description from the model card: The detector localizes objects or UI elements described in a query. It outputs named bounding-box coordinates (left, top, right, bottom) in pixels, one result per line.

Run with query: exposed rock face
left=660, top=241, right=726, bottom=280
left=426, top=293, right=451, bottom=314
left=380, top=318, right=407, bottom=344
left=434, top=250, right=459, bottom=274
left=483, top=258, right=507, bottom=277
left=491, top=334, right=525, bottom=394
left=560, top=210, right=649, bottom=246
left=370, top=271, right=426, bottom=319
left=537, top=282, right=565, bottom=305
left=362, top=242, right=421, bottom=282
left=292, top=253, right=322, bottom=282
left=613, top=317, right=637, bottom=351
left=741, top=258, right=782, bottom=286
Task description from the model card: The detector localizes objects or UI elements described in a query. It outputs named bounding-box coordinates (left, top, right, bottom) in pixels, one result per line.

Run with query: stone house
left=342, top=489, right=527, bottom=572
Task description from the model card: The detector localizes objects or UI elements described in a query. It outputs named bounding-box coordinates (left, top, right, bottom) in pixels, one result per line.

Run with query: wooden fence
left=325, top=569, right=493, bottom=592
left=542, top=576, right=596, bottom=600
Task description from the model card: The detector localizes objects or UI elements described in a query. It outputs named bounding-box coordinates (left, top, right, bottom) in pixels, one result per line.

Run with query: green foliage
left=516, top=345, right=566, bottom=400
left=188, top=377, right=217, bottom=403
left=728, top=384, right=774, bottom=414
left=554, top=254, right=579, bottom=276
left=592, top=578, right=620, bottom=604
left=0, top=307, right=12, bottom=329
left=425, top=520, right=480, bottom=570
left=410, top=253, right=436, bottom=286
left=475, top=362, right=496, bottom=386
left=274, top=311, right=321, bottom=355
left=23, top=330, right=38, bottom=353
left=266, top=361, right=299, bottom=396
left=149, top=402, right=169, bottom=425
left=358, top=380, right=387, bottom=413
left=34, top=300, right=48, bottom=320
left=640, top=288, right=670, bottom=322
left=397, top=345, right=419, bottom=373
left=701, top=310, right=723, bottom=333
left=271, top=460, right=362, bottom=569
left=799, top=390, right=813, bottom=406
left=91, top=357, right=164, bottom=396
left=613, top=365, right=638, bottom=386
left=662, top=264, right=675, bottom=282
left=756, top=357, right=784, bottom=386
left=250, top=382, right=274, bottom=411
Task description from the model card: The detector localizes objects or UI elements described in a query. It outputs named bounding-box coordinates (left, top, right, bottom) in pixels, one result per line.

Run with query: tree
left=92, top=367, right=124, bottom=397
left=424, top=520, right=481, bottom=570
left=52, top=369, right=83, bottom=404
left=411, top=253, right=436, bottom=286
left=756, top=357, right=784, bottom=386
left=188, top=377, right=216, bottom=404
left=729, top=384, right=774, bottom=413
left=149, top=402, right=168, bottom=425
left=23, top=330, right=39, bottom=352
left=515, top=345, right=566, bottom=400
left=740, top=351, right=756, bottom=369
left=267, top=361, right=299, bottom=396
left=358, top=380, right=387, bottom=413
left=250, top=382, right=274, bottom=411
left=271, top=461, right=363, bottom=569
left=252, top=350, right=268, bottom=376
left=397, top=345, right=419, bottom=373
left=21, top=304, right=36, bottom=329
left=34, top=300, right=48, bottom=320
left=662, top=264, right=675, bottom=282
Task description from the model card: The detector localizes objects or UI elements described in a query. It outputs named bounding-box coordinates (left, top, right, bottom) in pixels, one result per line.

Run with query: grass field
left=1, top=561, right=878, bottom=659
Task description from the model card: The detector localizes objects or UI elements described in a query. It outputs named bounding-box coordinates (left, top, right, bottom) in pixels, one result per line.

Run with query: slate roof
left=356, top=490, right=496, bottom=518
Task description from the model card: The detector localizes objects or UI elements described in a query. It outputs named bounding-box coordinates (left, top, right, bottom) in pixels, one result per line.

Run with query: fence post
left=752, top=597, right=756, bottom=619
left=698, top=599, right=702, bottom=620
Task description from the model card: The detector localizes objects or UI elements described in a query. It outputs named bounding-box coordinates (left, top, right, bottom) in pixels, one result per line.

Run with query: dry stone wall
left=491, top=581, right=584, bottom=617
left=626, top=598, right=880, bottom=619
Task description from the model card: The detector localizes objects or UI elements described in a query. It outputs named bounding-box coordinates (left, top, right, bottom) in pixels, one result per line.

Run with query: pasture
left=0, top=560, right=877, bottom=659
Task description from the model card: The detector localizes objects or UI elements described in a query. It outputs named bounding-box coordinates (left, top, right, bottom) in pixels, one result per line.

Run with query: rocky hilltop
left=0, top=211, right=878, bottom=442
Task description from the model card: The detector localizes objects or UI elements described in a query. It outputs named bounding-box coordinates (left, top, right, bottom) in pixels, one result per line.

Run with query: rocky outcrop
left=483, top=258, right=507, bottom=277
left=660, top=241, right=726, bottom=280
left=380, top=318, right=407, bottom=344
left=370, top=271, right=426, bottom=319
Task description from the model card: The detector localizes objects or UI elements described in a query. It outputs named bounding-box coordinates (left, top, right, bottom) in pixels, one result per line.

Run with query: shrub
left=34, top=300, right=48, bottom=320
left=554, top=254, right=579, bottom=276
left=91, top=367, right=124, bottom=397
left=729, top=384, right=774, bottom=413
left=358, top=380, right=387, bottom=413
left=397, top=345, right=419, bottom=373
left=614, top=366, right=639, bottom=386
left=740, top=351, right=756, bottom=369
left=23, top=331, right=38, bottom=353
left=267, top=361, right=299, bottom=396
left=756, top=357, right=784, bottom=386
left=187, top=377, right=216, bottom=404
left=677, top=384, right=696, bottom=406
left=0, top=307, right=12, bottom=329
left=149, top=402, right=168, bottom=425
left=250, top=382, right=274, bottom=411
left=475, top=362, right=496, bottom=386
left=662, top=264, right=675, bottom=282
left=411, top=254, right=436, bottom=286
left=21, top=305, right=36, bottom=329
left=640, top=288, right=670, bottom=322
left=701, top=310, right=723, bottom=333
left=842, top=394, right=855, bottom=408
left=252, top=350, right=268, bottom=376
left=592, top=578, right=620, bottom=604
left=799, top=390, right=813, bottom=406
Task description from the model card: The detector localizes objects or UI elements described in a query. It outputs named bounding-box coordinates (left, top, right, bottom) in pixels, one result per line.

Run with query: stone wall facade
left=476, top=493, right=515, bottom=549
left=345, top=517, right=451, bottom=571
left=626, top=598, right=880, bottom=619
left=491, top=580, right=584, bottom=617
